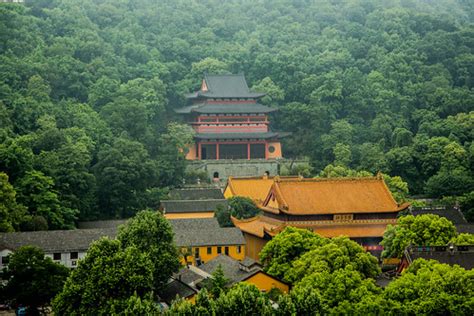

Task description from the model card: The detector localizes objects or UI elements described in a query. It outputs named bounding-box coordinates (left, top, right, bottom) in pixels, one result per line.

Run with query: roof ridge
left=163, top=199, right=227, bottom=202
left=230, top=215, right=260, bottom=224
left=205, top=73, right=245, bottom=77
left=274, top=176, right=381, bottom=183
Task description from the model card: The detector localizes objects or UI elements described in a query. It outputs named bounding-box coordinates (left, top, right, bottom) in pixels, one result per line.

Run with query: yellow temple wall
left=244, top=272, right=290, bottom=293
left=243, top=233, right=268, bottom=262
left=185, top=144, right=197, bottom=160
left=164, top=212, right=214, bottom=219
left=180, top=244, right=245, bottom=266
left=266, top=142, right=282, bottom=159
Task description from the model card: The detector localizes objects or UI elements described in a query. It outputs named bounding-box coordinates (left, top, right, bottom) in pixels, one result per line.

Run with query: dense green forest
left=0, top=0, right=473, bottom=229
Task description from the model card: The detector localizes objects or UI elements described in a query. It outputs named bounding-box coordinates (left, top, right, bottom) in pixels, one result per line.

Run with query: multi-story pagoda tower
left=176, top=74, right=285, bottom=163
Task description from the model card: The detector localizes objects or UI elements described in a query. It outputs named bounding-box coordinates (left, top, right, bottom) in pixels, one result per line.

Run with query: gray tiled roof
left=195, top=132, right=280, bottom=140
left=162, top=199, right=226, bottom=213
left=159, top=279, right=197, bottom=304
left=173, top=268, right=205, bottom=285
left=0, top=228, right=116, bottom=253
left=411, top=207, right=468, bottom=224
left=406, top=245, right=474, bottom=270
left=457, top=224, right=474, bottom=234
left=161, top=199, right=227, bottom=213
left=188, top=74, right=265, bottom=99
left=169, top=188, right=224, bottom=200
left=169, top=218, right=221, bottom=230
left=175, top=103, right=275, bottom=114
left=0, top=217, right=245, bottom=254
left=199, top=255, right=262, bottom=284
left=170, top=218, right=245, bottom=247
left=78, top=219, right=128, bottom=229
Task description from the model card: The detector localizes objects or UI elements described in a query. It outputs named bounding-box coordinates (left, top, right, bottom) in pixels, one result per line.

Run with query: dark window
left=1, top=256, right=9, bottom=265
left=201, top=144, right=217, bottom=160
left=213, top=172, right=219, bottom=179
left=53, top=253, right=61, bottom=260
left=70, top=252, right=78, bottom=260
left=217, top=246, right=222, bottom=254
left=237, top=246, right=242, bottom=254
left=219, top=117, right=247, bottom=122
left=220, top=144, right=247, bottom=159
left=225, top=247, right=229, bottom=256
left=207, top=247, right=212, bottom=255
left=268, top=145, right=275, bottom=153
left=194, top=248, right=200, bottom=258
left=250, top=144, right=265, bottom=159
left=201, top=117, right=217, bottom=123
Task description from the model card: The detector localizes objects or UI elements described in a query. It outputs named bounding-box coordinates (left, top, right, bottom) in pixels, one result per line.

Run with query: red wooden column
left=247, top=143, right=251, bottom=160
left=216, top=143, right=220, bottom=160
left=198, top=142, right=202, bottom=160
left=265, top=141, right=268, bottom=159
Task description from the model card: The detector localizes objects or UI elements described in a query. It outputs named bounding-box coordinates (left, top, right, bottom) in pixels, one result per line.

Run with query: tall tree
left=52, top=238, right=155, bottom=315
left=117, top=210, right=181, bottom=291
left=381, top=214, right=458, bottom=258
left=1, top=246, right=69, bottom=314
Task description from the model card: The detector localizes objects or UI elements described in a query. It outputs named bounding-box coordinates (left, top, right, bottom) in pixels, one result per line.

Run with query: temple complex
left=232, top=176, right=410, bottom=260
left=176, top=74, right=285, bottom=161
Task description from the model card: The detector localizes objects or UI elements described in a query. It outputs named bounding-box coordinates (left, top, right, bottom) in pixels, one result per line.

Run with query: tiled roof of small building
left=159, top=279, right=197, bottom=304
left=173, top=268, right=205, bottom=285
left=170, top=218, right=245, bottom=247
left=199, top=255, right=262, bottom=284
left=264, top=177, right=409, bottom=215
left=410, top=207, right=468, bottom=224
left=0, top=228, right=116, bottom=253
left=161, top=199, right=227, bottom=213
left=405, top=244, right=474, bottom=270
left=457, top=224, right=474, bottom=234
left=169, top=188, right=224, bottom=200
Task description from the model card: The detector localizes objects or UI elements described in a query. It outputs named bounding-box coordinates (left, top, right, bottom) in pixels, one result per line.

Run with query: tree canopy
left=53, top=211, right=178, bottom=314
left=381, top=214, right=460, bottom=258
left=117, top=210, right=181, bottom=290
left=215, top=196, right=260, bottom=227
left=1, top=246, right=69, bottom=314
left=260, top=227, right=380, bottom=283
left=383, top=259, right=474, bottom=315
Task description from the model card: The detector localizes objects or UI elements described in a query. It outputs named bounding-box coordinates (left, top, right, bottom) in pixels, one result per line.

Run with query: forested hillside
left=0, top=0, right=473, bottom=229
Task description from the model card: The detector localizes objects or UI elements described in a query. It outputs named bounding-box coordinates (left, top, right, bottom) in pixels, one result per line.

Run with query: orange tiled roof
left=232, top=215, right=395, bottom=238
left=225, top=176, right=299, bottom=203
left=231, top=216, right=282, bottom=238
left=263, top=177, right=409, bottom=215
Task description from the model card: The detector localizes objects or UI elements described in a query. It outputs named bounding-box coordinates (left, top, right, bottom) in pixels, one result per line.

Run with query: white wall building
left=0, top=228, right=116, bottom=270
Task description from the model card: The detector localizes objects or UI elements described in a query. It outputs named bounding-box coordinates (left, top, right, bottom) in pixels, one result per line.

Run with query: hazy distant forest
left=0, top=0, right=473, bottom=229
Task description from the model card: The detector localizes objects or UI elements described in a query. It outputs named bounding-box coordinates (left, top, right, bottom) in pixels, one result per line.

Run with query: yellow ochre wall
left=223, top=186, right=233, bottom=199
left=185, top=144, right=197, bottom=160
left=266, top=142, right=282, bottom=159
left=244, top=272, right=290, bottom=293
left=180, top=245, right=245, bottom=266
left=243, top=233, right=268, bottom=262
left=165, top=212, right=214, bottom=219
